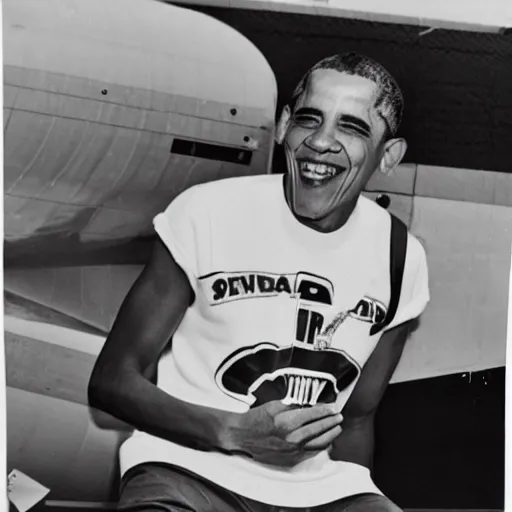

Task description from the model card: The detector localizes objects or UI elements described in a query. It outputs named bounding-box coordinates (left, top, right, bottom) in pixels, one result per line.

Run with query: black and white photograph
left=2, top=0, right=511, bottom=511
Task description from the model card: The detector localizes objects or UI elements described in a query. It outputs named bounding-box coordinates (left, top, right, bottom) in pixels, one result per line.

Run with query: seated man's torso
left=120, top=174, right=426, bottom=507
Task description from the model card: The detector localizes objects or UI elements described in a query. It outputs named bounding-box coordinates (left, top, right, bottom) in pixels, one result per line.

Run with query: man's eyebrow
left=340, top=115, right=372, bottom=135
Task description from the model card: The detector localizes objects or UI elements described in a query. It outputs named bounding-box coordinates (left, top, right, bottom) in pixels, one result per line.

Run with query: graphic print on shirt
left=204, top=271, right=387, bottom=407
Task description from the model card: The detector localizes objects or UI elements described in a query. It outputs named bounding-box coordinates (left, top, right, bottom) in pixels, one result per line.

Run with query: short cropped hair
left=290, top=52, right=404, bottom=138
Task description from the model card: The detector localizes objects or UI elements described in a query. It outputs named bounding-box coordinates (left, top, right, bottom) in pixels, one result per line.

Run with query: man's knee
left=329, top=493, right=403, bottom=512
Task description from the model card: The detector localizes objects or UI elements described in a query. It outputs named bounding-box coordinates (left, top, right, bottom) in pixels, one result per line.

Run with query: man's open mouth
left=297, top=160, right=347, bottom=187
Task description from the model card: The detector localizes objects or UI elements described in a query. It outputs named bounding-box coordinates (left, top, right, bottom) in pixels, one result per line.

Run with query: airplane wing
left=4, top=0, right=277, bottom=269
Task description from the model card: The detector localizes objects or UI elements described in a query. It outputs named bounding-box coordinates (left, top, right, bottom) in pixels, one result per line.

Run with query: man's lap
left=117, top=462, right=402, bottom=512
left=117, top=462, right=255, bottom=512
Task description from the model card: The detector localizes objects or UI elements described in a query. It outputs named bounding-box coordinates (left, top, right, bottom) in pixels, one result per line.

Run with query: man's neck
left=294, top=202, right=358, bottom=233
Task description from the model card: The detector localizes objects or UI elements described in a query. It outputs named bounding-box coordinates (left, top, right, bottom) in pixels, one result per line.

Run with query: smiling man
left=89, top=52, right=430, bottom=512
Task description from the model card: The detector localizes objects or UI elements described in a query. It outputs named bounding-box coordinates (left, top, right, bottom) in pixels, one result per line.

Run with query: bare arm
left=88, top=239, right=234, bottom=451
left=330, top=319, right=418, bottom=470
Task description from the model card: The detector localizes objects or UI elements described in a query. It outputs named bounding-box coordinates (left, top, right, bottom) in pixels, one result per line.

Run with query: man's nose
left=304, top=126, right=343, bottom=154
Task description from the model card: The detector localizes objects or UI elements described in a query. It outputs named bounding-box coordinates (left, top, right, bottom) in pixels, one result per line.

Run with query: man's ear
left=276, top=105, right=292, bottom=144
left=378, top=138, right=407, bottom=176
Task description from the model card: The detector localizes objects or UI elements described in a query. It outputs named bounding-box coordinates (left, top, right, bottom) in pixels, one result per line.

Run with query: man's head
left=276, top=52, right=407, bottom=230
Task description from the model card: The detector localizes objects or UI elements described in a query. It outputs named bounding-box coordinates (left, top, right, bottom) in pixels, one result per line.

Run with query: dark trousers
left=118, top=463, right=402, bottom=512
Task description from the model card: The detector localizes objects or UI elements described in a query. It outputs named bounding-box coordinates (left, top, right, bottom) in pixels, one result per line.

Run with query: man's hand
left=221, top=400, right=343, bottom=467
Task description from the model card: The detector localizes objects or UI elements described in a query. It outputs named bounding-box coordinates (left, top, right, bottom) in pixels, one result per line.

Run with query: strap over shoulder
left=369, top=213, right=408, bottom=336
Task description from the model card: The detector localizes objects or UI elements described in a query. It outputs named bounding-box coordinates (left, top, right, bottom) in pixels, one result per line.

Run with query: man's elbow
left=87, top=371, right=110, bottom=412
left=87, top=361, right=126, bottom=413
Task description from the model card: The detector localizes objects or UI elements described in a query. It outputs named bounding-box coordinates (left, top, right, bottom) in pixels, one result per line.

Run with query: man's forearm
left=88, top=371, right=237, bottom=453
left=330, top=415, right=375, bottom=471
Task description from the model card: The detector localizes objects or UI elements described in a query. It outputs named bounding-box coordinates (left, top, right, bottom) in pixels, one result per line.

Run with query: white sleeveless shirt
left=120, top=174, right=429, bottom=507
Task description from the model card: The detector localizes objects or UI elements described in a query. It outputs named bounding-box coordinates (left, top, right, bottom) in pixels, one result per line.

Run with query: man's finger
left=302, top=425, right=342, bottom=451
left=264, top=400, right=298, bottom=416
left=275, top=403, right=341, bottom=432
left=285, top=414, right=343, bottom=444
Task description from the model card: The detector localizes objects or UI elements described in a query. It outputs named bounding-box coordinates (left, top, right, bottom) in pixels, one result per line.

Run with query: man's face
left=279, top=69, right=390, bottom=222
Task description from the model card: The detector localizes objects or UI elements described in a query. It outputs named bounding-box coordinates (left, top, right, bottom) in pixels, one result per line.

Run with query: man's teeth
left=299, top=162, right=339, bottom=179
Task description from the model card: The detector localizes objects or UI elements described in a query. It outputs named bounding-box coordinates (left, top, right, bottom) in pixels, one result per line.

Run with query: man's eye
left=294, top=115, right=319, bottom=126
left=340, top=123, right=368, bottom=137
